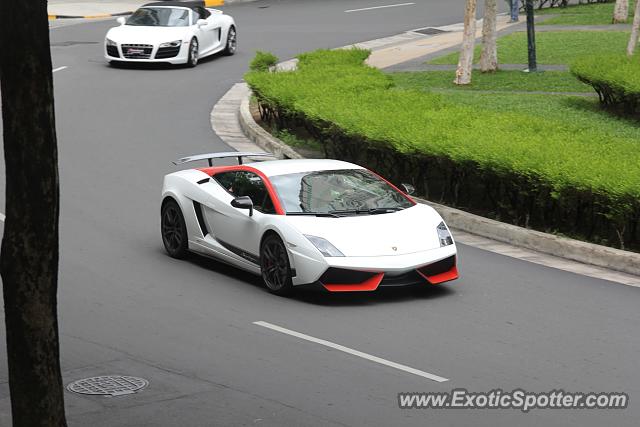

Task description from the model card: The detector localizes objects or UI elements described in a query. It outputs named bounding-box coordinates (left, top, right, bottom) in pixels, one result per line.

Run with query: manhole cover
left=67, top=375, right=148, bottom=397
left=414, top=28, right=449, bottom=35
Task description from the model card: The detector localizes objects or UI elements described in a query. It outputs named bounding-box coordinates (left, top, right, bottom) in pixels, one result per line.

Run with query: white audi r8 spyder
left=161, top=153, right=459, bottom=295
left=104, top=1, right=236, bottom=66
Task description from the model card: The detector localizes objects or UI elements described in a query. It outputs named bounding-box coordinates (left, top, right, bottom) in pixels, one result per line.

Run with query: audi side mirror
left=231, top=196, right=253, bottom=216
left=196, top=19, right=207, bottom=27
left=401, top=183, right=416, bottom=195
left=116, top=17, right=126, bottom=25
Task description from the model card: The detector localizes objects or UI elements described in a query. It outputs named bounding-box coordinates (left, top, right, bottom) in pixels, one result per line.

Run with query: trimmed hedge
left=391, top=70, right=591, bottom=92
left=571, top=53, right=640, bottom=114
left=246, top=49, right=640, bottom=250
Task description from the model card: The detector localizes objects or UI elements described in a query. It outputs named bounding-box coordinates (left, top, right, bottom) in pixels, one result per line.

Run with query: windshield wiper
left=328, top=207, right=405, bottom=216
left=286, top=212, right=341, bottom=218
left=367, top=207, right=405, bottom=214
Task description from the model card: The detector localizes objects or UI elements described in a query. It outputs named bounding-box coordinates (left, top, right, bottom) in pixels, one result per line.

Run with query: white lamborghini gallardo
left=161, top=152, right=459, bottom=295
left=104, top=1, right=236, bottom=67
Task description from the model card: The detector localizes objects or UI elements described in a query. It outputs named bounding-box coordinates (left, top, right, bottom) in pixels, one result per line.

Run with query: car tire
left=161, top=199, right=189, bottom=259
left=187, top=37, right=199, bottom=67
left=260, top=233, right=293, bottom=296
left=223, top=26, right=237, bottom=56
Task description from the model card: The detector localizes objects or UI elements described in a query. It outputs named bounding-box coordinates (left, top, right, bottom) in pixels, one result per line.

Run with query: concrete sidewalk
left=48, top=0, right=225, bottom=18
left=49, top=0, right=150, bottom=17
left=366, top=14, right=519, bottom=69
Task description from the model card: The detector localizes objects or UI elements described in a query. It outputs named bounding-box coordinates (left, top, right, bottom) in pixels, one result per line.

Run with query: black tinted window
left=214, top=171, right=276, bottom=214
left=214, top=171, right=236, bottom=193
left=194, top=6, right=211, bottom=19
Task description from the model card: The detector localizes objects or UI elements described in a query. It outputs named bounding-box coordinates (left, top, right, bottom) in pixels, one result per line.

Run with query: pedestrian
left=510, top=0, right=519, bottom=22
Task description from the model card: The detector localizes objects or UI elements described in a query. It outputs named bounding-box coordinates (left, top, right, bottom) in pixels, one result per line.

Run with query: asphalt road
left=1, top=1, right=639, bottom=426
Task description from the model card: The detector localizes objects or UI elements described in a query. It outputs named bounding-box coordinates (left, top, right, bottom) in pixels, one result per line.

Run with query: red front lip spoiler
left=321, top=266, right=459, bottom=292
left=417, top=265, right=459, bottom=285
left=322, top=273, right=385, bottom=292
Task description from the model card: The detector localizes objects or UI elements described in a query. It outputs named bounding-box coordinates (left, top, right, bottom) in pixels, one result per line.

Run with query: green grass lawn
left=390, top=70, right=590, bottom=92
left=428, top=31, right=630, bottom=65
left=434, top=91, right=640, bottom=142
left=391, top=70, right=639, bottom=144
left=538, top=0, right=636, bottom=25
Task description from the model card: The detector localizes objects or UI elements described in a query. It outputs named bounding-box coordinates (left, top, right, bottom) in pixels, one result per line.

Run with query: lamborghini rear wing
left=173, top=152, right=274, bottom=166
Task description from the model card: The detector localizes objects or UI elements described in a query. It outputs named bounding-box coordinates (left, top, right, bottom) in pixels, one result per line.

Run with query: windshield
left=269, top=169, right=414, bottom=215
left=126, top=7, right=190, bottom=27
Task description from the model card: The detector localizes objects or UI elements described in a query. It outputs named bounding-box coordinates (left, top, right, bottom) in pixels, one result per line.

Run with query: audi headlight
left=437, top=221, right=453, bottom=247
left=304, top=235, right=344, bottom=257
left=106, top=38, right=117, bottom=47
left=159, top=40, right=182, bottom=48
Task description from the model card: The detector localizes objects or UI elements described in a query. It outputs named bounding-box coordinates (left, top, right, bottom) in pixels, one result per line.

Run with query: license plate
left=127, top=48, right=144, bottom=55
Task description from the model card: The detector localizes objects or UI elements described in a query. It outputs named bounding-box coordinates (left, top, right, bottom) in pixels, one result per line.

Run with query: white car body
left=161, top=153, right=459, bottom=293
left=104, top=1, right=236, bottom=65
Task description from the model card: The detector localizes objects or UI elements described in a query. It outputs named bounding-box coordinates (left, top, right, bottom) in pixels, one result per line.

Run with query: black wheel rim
left=227, top=28, right=236, bottom=52
left=162, top=206, right=183, bottom=252
left=261, top=240, right=288, bottom=290
left=190, top=39, right=198, bottom=65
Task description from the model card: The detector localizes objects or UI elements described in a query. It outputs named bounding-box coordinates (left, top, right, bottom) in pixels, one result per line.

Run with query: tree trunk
left=627, top=0, right=640, bottom=56
left=612, top=0, right=629, bottom=24
left=480, top=0, right=498, bottom=72
left=0, top=0, right=67, bottom=425
left=455, top=0, right=478, bottom=85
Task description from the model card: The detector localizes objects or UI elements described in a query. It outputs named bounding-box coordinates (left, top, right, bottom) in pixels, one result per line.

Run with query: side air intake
left=193, top=201, right=209, bottom=236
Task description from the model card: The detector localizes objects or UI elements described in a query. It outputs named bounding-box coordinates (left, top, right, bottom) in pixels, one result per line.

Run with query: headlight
left=159, top=40, right=182, bottom=48
left=106, top=38, right=117, bottom=47
left=304, top=235, right=344, bottom=257
left=437, top=221, right=454, bottom=247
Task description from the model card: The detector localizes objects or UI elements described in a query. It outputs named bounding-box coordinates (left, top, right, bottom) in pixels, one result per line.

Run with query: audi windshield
left=126, top=7, right=190, bottom=27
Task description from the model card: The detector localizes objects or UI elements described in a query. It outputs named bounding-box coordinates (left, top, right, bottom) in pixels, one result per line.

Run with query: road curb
left=238, top=95, right=304, bottom=160
left=237, top=86, right=640, bottom=278
left=49, top=11, right=132, bottom=20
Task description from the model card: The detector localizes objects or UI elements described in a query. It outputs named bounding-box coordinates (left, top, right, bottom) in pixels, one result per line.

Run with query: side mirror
left=196, top=19, right=207, bottom=27
left=401, top=183, right=416, bottom=195
left=116, top=16, right=126, bottom=25
left=231, top=196, right=253, bottom=216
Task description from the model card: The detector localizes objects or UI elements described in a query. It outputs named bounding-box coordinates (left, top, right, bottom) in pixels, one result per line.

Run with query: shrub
left=249, top=51, right=279, bottom=72
left=246, top=49, right=640, bottom=250
left=571, top=53, right=640, bottom=114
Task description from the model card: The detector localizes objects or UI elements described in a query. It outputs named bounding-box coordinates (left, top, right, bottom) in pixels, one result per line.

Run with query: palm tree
left=455, top=0, right=478, bottom=85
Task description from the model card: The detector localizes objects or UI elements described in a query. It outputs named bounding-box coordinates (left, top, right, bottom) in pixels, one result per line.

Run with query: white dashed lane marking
left=254, top=320, right=449, bottom=383
left=345, top=2, right=415, bottom=13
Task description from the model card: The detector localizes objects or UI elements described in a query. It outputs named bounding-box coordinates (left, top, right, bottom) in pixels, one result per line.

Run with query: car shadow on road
left=290, top=284, right=455, bottom=307
left=183, top=253, right=455, bottom=306
left=106, top=51, right=225, bottom=71
left=185, top=253, right=265, bottom=289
